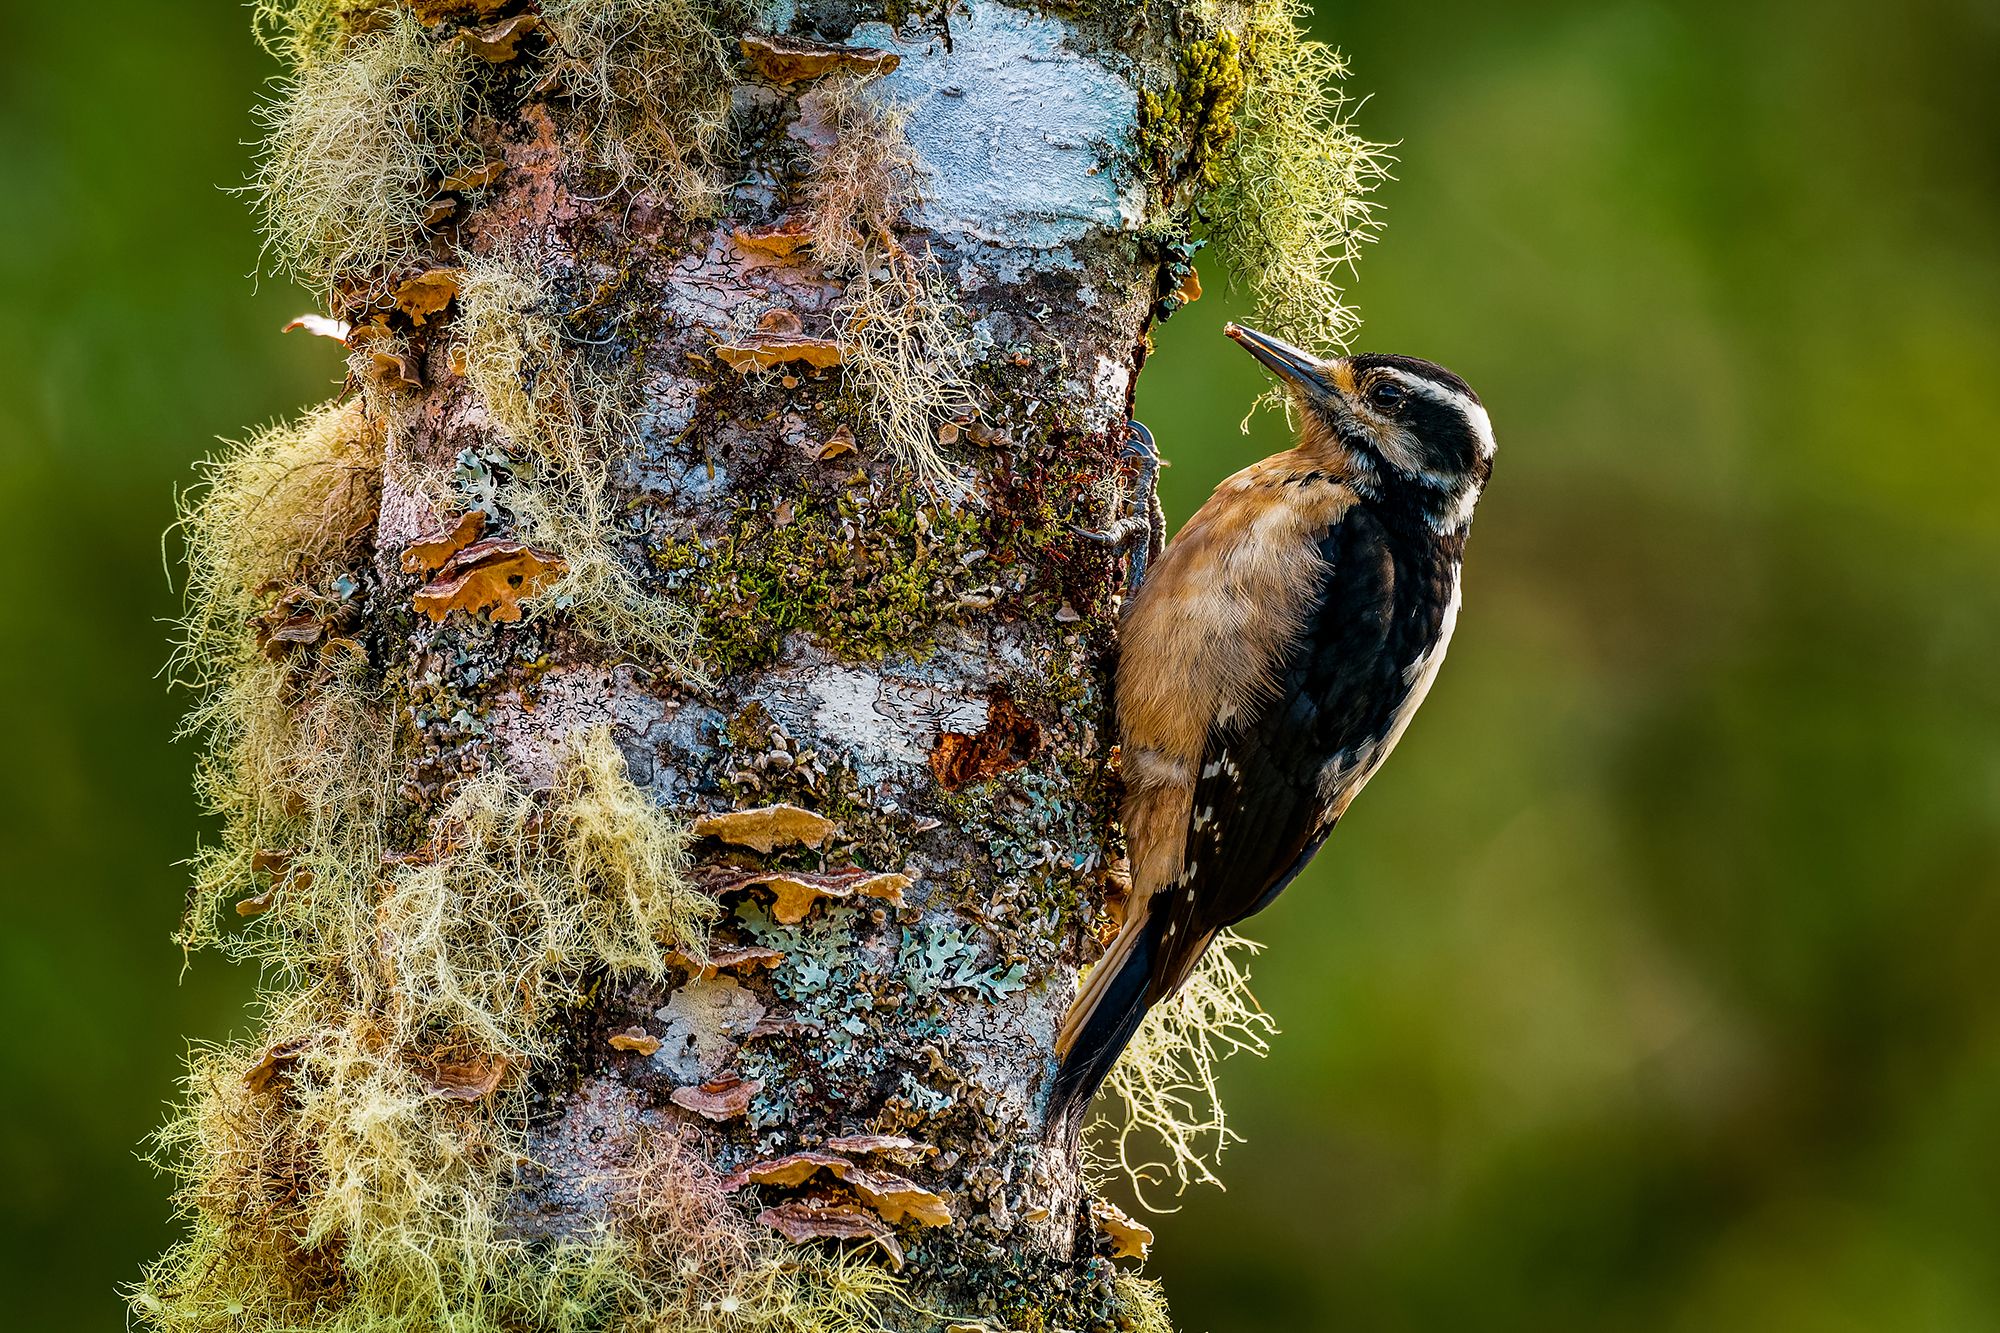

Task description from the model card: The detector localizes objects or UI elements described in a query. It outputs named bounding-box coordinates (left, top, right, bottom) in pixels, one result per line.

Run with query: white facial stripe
left=1371, top=368, right=1498, bottom=498
left=1386, top=369, right=1496, bottom=457
left=1367, top=372, right=1487, bottom=530
left=1465, top=401, right=1497, bottom=459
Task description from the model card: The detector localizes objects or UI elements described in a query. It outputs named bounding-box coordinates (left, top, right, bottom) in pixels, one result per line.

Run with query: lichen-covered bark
left=144, top=1, right=1379, bottom=1329
left=442, top=5, right=1163, bottom=1320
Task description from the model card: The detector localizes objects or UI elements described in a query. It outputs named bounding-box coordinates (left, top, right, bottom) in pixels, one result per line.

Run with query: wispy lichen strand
left=1095, top=931, right=1276, bottom=1209
left=251, top=11, right=480, bottom=293
left=455, top=251, right=705, bottom=673
left=1148, top=0, right=1390, bottom=350
left=802, top=75, right=977, bottom=493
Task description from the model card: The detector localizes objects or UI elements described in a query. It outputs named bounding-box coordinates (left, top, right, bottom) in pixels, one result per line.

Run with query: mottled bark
left=374, top=1, right=1188, bottom=1325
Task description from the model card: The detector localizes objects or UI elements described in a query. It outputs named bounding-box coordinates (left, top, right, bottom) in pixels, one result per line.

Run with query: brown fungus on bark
left=712, top=334, right=847, bottom=373
left=710, top=868, right=913, bottom=924
left=397, top=508, right=484, bottom=576
left=758, top=1200, right=905, bottom=1270
left=670, top=1074, right=762, bottom=1121
left=664, top=942, right=786, bottom=980
left=724, top=1151, right=855, bottom=1190
left=456, top=13, right=538, bottom=63
left=741, top=32, right=902, bottom=84
left=388, top=265, right=460, bottom=325
left=733, top=218, right=815, bottom=258
left=842, top=1166, right=954, bottom=1229
left=825, top=1133, right=937, bottom=1165
left=410, top=538, right=567, bottom=623
left=608, top=1027, right=663, bottom=1055
left=1090, top=1198, right=1155, bottom=1261
left=929, top=693, right=1044, bottom=790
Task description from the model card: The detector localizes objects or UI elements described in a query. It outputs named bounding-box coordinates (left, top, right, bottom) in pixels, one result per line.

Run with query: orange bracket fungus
left=690, top=803, right=836, bottom=853
left=412, top=538, right=566, bottom=624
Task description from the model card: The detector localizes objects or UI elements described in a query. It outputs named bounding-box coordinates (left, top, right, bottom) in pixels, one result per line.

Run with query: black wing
left=1146, top=507, right=1419, bottom=1001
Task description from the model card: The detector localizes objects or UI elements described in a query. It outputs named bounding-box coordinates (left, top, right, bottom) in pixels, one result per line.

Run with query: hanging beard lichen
left=451, top=250, right=705, bottom=676
left=539, top=0, right=735, bottom=211
left=1091, top=932, right=1276, bottom=1211
left=158, top=399, right=725, bottom=1321
left=139, top=690, right=914, bottom=1329
left=1141, top=0, right=1389, bottom=350
left=251, top=9, right=482, bottom=295
left=799, top=74, right=978, bottom=494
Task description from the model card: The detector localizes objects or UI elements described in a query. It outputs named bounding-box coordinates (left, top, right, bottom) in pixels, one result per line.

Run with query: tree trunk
left=140, top=2, right=1373, bottom=1329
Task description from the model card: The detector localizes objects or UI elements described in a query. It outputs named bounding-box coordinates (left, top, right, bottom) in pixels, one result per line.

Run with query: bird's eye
left=1366, top=381, right=1407, bottom=411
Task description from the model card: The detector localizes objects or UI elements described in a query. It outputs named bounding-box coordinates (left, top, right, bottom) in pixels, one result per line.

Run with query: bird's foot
left=1071, top=421, right=1167, bottom=598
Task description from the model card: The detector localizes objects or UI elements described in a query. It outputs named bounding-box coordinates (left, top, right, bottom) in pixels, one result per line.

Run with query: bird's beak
left=1225, top=323, right=1330, bottom=392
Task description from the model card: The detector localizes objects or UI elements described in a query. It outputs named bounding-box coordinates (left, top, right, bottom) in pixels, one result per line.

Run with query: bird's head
left=1226, top=323, right=1495, bottom=532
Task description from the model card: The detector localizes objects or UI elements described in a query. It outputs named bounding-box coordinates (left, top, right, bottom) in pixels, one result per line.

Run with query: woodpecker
left=1050, top=324, right=1497, bottom=1134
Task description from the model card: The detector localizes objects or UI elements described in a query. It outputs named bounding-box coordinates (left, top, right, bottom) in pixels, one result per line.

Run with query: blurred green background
left=3, top=0, right=1997, bottom=1329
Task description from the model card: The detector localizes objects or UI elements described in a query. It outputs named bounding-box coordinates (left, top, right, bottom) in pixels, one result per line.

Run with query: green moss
left=655, top=485, right=989, bottom=672
left=1136, top=31, right=1246, bottom=199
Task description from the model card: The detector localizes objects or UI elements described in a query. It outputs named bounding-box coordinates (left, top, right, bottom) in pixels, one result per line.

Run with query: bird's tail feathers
left=1046, top=908, right=1164, bottom=1142
left=1055, top=908, right=1149, bottom=1057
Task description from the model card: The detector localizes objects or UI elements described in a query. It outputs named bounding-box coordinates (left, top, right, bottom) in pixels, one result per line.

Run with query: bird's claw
left=1123, top=420, right=1162, bottom=465
left=1085, top=420, right=1168, bottom=600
